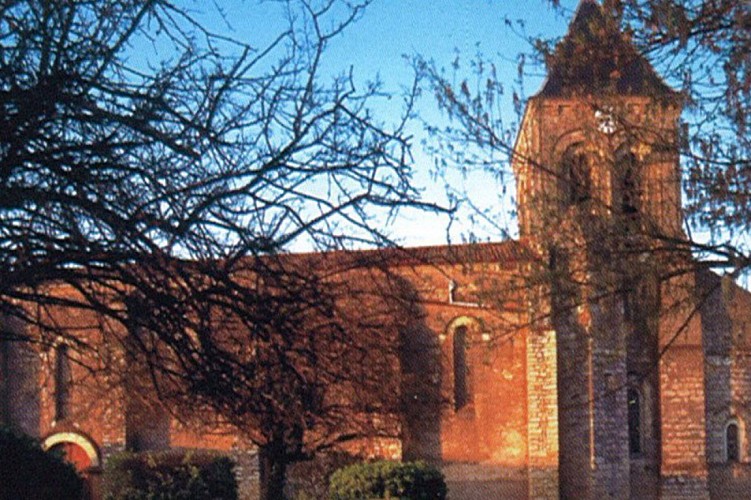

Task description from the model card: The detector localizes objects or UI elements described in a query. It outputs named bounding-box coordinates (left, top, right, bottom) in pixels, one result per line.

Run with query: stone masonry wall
left=659, top=345, right=709, bottom=498
left=659, top=274, right=709, bottom=499
left=526, top=329, right=559, bottom=499
left=700, top=272, right=751, bottom=499
left=589, top=284, right=629, bottom=500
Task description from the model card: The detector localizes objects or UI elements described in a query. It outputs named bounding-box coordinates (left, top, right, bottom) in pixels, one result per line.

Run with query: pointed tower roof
left=538, top=0, right=676, bottom=97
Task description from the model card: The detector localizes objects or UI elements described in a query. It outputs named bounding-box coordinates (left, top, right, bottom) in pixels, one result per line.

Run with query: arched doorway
left=49, top=441, right=92, bottom=471
left=43, top=432, right=101, bottom=500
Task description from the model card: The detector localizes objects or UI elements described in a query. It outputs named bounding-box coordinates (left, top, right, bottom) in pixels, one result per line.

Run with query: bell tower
left=512, top=0, right=683, bottom=241
left=513, top=1, right=709, bottom=499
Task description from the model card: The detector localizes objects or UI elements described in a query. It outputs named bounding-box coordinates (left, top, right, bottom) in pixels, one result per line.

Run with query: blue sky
left=184, top=0, right=584, bottom=247
left=328, top=0, right=579, bottom=246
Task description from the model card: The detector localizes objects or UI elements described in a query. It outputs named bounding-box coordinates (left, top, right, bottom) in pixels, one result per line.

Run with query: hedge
left=103, top=449, right=237, bottom=500
left=0, top=426, right=84, bottom=500
left=328, top=460, right=447, bottom=500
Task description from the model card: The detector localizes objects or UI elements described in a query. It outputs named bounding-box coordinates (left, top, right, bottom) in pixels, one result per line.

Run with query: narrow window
left=560, top=145, right=591, bottom=206
left=628, top=387, right=641, bottom=455
left=55, top=344, right=71, bottom=420
left=726, top=420, right=740, bottom=463
left=616, top=149, right=640, bottom=214
left=453, top=326, right=469, bottom=410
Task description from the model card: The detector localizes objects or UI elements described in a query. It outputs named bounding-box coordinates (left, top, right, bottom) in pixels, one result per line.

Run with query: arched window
left=615, top=148, right=640, bottom=215
left=628, top=387, right=642, bottom=455
left=54, top=344, right=71, bottom=420
left=560, top=144, right=591, bottom=206
left=726, top=419, right=741, bottom=463
left=453, top=326, right=469, bottom=410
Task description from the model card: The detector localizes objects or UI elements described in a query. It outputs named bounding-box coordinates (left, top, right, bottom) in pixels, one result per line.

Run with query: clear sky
left=320, top=0, right=578, bottom=246
left=185, top=0, right=585, bottom=248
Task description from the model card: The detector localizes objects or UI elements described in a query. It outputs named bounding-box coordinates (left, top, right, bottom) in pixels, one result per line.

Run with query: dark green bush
left=103, top=449, right=237, bottom=500
left=328, top=460, right=447, bottom=500
left=0, top=426, right=84, bottom=500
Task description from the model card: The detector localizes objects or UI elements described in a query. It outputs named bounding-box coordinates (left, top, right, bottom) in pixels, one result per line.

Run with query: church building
left=2, top=1, right=751, bottom=498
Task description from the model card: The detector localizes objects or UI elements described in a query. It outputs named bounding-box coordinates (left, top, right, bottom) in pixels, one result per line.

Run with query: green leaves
left=103, top=450, right=237, bottom=500
left=328, top=460, right=447, bottom=500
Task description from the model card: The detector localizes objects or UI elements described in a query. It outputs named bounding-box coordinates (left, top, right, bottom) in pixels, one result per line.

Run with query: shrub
left=0, top=426, right=83, bottom=500
left=103, top=449, right=237, bottom=500
left=328, top=460, right=447, bottom=500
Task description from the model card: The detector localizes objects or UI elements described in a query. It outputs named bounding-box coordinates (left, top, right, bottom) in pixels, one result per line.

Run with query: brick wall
left=20, top=256, right=537, bottom=500
left=394, top=257, right=530, bottom=463
left=34, top=301, right=127, bottom=462
left=16, top=246, right=751, bottom=500
left=659, top=345, right=709, bottom=499
left=659, top=274, right=709, bottom=498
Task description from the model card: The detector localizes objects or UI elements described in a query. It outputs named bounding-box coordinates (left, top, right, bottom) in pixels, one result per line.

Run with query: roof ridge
left=271, top=239, right=531, bottom=269
left=536, top=0, right=676, bottom=98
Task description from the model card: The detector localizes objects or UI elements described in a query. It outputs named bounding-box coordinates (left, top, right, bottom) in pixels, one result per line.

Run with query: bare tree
left=411, top=7, right=751, bottom=409
left=0, top=0, right=443, bottom=497
left=120, top=254, right=413, bottom=499
left=595, top=0, right=751, bottom=246
left=1, top=0, right=435, bottom=302
left=415, top=4, right=750, bottom=496
left=418, top=0, right=750, bottom=277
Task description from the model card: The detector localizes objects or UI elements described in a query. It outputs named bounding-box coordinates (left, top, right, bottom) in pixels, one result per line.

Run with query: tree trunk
left=259, top=444, right=288, bottom=500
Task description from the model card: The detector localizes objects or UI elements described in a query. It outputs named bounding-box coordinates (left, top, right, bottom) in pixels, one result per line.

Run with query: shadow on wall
left=284, top=273, right=443, bottom=499
left=0, top=316, right=39, bottom=438
left=397, top=274, right=532, bottom=500
left=398, top=277, right=442, bottom=463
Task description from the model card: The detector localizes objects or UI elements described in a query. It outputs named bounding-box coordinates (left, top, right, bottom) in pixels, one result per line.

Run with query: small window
left=615, top=148, right=640, bottom=215
left=55, top=344, right=71, bottom=420
left=453, top=326, right=469, bottom=410
left=628, top=387, right=641, bottom=455
left=560, top=146, right=591, bottom=206
left=726, top=420, right=740, bottom=463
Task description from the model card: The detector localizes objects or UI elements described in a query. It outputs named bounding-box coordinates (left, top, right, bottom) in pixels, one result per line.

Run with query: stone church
left=2, top=1, right=751, bottom=498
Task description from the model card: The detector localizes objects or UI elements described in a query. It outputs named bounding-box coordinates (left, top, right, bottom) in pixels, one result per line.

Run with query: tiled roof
left=538, top=0, right=676, bottom=98
left=282, top=240, right=531, bottom=270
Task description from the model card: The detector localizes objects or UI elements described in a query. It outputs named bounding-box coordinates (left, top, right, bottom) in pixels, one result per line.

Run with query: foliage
left=102, top=450, right=236, bottom=500
left=328, top=460, right=447, bottom=500
left=0, top=426, right=83, bottom=500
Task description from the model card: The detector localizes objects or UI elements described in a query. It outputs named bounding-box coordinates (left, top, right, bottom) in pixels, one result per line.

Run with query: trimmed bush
left=103, top=449, right=237, bottom=500
left=0, top=426, right=84, bottom=500
left=328, top=460, right=447, bottom=500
